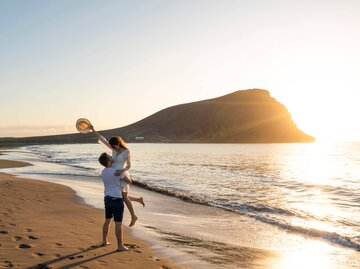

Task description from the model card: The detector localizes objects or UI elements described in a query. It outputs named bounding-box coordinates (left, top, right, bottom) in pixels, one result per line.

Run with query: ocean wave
left=25, top=146, right=97, bottom=171
left=132, top=178, right=360, bottom=251
left=168, top=161, right=258, bottom=172
left=132, top=180, right=209, bottom=205
left=252, top=215, right=360, bottom=251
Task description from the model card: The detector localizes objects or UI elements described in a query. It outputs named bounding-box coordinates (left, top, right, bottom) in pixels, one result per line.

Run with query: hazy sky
left=1, top=0, right=359, bottom=141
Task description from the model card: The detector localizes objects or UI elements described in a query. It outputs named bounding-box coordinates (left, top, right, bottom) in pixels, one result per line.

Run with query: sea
left=1, top=142, right=360, bottom=269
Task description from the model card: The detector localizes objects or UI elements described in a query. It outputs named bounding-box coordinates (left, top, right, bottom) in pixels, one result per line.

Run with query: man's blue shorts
left=104, top=196, right=124, bottom=222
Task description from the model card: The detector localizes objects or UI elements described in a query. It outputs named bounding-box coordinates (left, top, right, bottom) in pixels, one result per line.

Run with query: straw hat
left=76, top=118, right=91, bottom=133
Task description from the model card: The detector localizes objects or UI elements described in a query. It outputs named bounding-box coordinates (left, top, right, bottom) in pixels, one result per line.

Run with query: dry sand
left=0, top=159, right=183, bottom=269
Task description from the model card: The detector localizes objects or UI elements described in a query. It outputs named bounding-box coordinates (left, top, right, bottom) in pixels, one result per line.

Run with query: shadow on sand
left=26, top=243, right=118, bottom=269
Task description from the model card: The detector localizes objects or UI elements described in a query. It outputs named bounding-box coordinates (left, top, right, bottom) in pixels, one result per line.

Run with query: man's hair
left=109, top=136, right=127, bottom=149
left=98, top=152, right=109, bottom=167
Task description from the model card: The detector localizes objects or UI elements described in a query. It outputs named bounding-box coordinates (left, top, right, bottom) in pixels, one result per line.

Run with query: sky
left=1, top=0, right=359, bottom=141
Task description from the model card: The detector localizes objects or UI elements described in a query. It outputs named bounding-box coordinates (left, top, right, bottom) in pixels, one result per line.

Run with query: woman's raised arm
left=90, top=125, right=113, bottom=150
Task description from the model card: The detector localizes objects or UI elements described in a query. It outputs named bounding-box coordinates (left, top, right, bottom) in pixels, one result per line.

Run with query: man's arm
left=114, top=169, right=124, bottom=177
left=114, top=170, right=132, bottom=184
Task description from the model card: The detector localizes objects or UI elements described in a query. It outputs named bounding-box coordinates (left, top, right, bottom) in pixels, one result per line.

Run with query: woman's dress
left=112, top=149, right=130, bottom=192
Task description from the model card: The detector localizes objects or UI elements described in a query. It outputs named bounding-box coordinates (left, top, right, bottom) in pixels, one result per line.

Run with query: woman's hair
left=98, top=152, right=109, bottom=167
left=109, top=136, right=127, bottom=149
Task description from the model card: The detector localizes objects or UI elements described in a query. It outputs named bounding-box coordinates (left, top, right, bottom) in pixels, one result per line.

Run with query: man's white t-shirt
left=101, top=167, right=123, bottom=198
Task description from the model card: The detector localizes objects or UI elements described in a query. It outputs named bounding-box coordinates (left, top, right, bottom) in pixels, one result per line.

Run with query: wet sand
left=0, top=159, right=183, bottom=269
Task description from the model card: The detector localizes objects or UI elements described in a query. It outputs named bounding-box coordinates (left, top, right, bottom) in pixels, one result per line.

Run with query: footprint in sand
left=4, top=260, right=14, bottom=268
left=26, top=228, right=32, bottom=232
left=55, top=243, right=63, bottom=246
left=14, top=236, right=22, bottom=241
left=18, top=243, right=31, bottom=249
left=29, top=235, right=39, bottom=240
left=161, top=266, right=172, bottom=269
left=69, top=255, right=84, bottom=259
left=0, top=226, right=8, bottom=233
left=9, top=223, right=16, bottom=226
left=87, top=244, right=100, bottom=250
left=134, top=250, right=142, bottom=253
left=124, top=243, right=138, bottom=249
left=34, top=252, right=45, bottom=257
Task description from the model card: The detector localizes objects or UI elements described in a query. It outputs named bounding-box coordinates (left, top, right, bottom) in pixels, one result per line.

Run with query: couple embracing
left=90, top=125, right=145, bottom=251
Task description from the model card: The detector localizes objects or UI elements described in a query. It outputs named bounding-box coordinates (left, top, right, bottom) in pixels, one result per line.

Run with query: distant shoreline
left=0, top=140, right=316, bottom=148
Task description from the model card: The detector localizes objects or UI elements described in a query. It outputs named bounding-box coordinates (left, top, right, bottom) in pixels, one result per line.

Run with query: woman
left=90, top=125, right=145, bottom=227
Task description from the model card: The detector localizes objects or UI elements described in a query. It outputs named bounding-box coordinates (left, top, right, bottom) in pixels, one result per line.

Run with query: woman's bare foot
left=117, top=245, right=129, bottom=251
left=129, top=215, right=138, bottom=227
left=138, top=197, right=145, bottom=207
left=102, top=241, right=111, bottom=247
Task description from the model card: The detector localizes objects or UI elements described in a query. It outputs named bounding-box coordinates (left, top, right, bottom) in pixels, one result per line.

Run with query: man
left=98, top=152, right=132, bottom=251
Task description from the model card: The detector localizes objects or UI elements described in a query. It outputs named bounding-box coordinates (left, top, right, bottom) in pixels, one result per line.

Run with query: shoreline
left=2, top=146, right=360, bottom=269
left=0, top=159, right=183, bottom=269
left=0, top=148, right=282, bottom=269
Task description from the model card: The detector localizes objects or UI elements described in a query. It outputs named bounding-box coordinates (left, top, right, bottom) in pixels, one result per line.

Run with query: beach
left=1, top=144, right=360, bottom=269
left=0, top=159, right=182, bottom=269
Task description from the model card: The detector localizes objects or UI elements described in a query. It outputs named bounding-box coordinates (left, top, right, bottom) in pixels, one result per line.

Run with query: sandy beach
left=0, top=159, right=183, bottom=269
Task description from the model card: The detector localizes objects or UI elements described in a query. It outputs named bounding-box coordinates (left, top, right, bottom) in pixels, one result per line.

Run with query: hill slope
left=0, top=89, right=315, bottom=145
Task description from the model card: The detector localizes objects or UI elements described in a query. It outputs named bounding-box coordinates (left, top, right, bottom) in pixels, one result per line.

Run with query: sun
left=284, top=93, right=359, bottom=142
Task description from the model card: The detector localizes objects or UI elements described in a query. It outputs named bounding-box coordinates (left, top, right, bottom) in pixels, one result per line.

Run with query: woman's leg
left=129, top=196, right=145, bottom=207
left=122, top=174, right=145, bottom=207
left=122, top=191, right=138, bottom=227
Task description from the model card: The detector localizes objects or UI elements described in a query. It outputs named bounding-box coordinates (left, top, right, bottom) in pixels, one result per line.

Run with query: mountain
left=0, top=89, right=315, bottom=146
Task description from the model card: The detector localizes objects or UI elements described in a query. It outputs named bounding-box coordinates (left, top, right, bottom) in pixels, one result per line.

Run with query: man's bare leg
left=129, top=196, right=145, bottom=207
left=122, top=191, right=138, bottom=227
left=115, top=222, right=128, bottom=251
left=102, top=218, right=112, bottom=246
